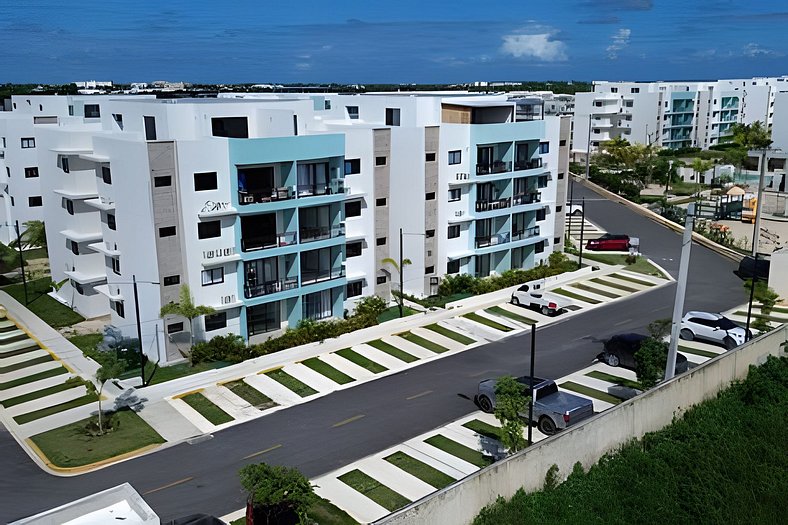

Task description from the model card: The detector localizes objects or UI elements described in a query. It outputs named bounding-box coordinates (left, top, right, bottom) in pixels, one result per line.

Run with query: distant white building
left=73, top=81, right=113, bottom=89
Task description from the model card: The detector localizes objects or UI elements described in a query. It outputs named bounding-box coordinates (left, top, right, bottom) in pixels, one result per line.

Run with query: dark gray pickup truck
left=476, top=376, right=595, bottom=435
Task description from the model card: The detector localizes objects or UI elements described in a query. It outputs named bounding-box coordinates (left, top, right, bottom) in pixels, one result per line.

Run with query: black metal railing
left=475, top=232, right=510, bottom=249
left=512, top=192, right=541, bottom=206
left=512, top=226, right=540, bottom=241
left=476, top=161, right=512, bottom=175
left=296, top=179, right=345, bottom=197
left=244, top=277, right=299, bottom=298
left=475, top=197, right=511, bottom=213
left=238, top=186, right=293, bottom=205
left=241, top=231, right=298, bottom=252
left=301, top=268, right=345, bottom=285
left=299, top=225, right=345, bottom=243
left=514, top=158, right=542, bottom=171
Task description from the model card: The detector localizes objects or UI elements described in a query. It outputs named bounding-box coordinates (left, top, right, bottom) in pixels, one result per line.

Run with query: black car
left=596, top=333, right=689, bottom=375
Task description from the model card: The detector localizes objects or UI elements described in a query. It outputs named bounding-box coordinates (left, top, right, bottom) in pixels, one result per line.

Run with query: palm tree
left=159, top=284, right=215, bottom=349
left=382, top=257, right=411, bottom=317
left=95, top=354, right=126, bottom=434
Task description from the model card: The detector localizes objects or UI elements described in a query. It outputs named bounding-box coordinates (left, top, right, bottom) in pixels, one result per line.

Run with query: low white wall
left=376, top=325, right=788, bottom=525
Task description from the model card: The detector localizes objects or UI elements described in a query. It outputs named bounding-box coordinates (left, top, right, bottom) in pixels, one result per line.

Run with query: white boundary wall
left=377, top=325, right=788, bottom=525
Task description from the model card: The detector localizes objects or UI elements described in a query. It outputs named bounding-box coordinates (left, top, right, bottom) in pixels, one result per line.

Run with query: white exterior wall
left=438, top=124, right=472, bottom=275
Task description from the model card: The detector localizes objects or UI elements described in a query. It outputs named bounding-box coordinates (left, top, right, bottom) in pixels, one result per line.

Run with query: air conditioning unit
left=241, top=195, right=254, bottom=204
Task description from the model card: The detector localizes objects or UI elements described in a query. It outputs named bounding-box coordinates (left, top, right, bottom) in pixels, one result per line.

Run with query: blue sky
left=1, top=0, right=787, bottom=84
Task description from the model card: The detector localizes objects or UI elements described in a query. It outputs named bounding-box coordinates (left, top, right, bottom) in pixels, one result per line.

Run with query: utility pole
left=14, top=221, right=28, bottom=305
left=398, top=228, right=404, bottom=318
left=584, top=114, right=593, bottom=181
left=527, top=325, right=536, bottom=446
left=666, top=203, right=696, bottom=380
left=751, top=149, right=768, bottom=256
left=132, top=275, right=146, bottom=386
left=578, top=197, right=586, bottom=267
left=744, top=252, right=758, bottom=342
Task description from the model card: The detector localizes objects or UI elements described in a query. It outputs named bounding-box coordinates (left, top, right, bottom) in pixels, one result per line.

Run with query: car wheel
left=723, top=336, right=737, bottom=350
left=541, top=306, right=550, bottom=316
left=538, top=416, right=557, bottom=436
left=511, top=297, right=520, bottom=306
left=680, top=328, right=694, bottom=341
left=606, top=353, right=620, bottom=367
left=478, top=395, right=493, bottom=413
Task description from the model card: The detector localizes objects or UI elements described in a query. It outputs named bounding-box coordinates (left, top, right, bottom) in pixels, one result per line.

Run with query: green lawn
left=425, top=434, right=493, bottom=469
left=462, top=419, right=504, bottom=441
left=302, top=357, right=355, bottom=385
left=181, top=392, right=234, bottom=425
left=0, top=354, right=53, bottom=374
left=0, top=366, right=67, bottom=390
left=462, top=312, right=513, bottom=332
left=397, top=331, right=449, bottom=353
left=424, top=323, right=476, bottom=345
left=580, top=253, right=666, bottom=278
left=23, top=247, right=49, bottom=261
left=265, top=369, right=319, bottom=397
left=384, top=451, right=456, bottom=489
left=122, top=360, right=232, bottom=386
left=14, top=393, right=99, bottom=425
left=552, top=288, right=601, bottom=305
left=678, top=345, right=722, bottom=359
left=338, top=469, right=411, bottom=512
left=569, top=282, right=621, bottom=299
left=2, top=278, right=85, bottom=328
left=589, top=278, right=639, bottom=294
left=485, top=306, right=536, bottom=325
left=224, top=380, right=277, bottom=410
left=335, top=348, right=388, bottom=374
left=610, top=273, right=656, bottom=287
left=67, top=332, right=104, bottom=354
left=0, top=380, right=79, bottom=408
left=377, top=306, right=419, bottom=324
left=30, top=410, right=164, bottom=468
left=586, top=371, right=642, bottom=390
left=366, top=339, right=419, bottom=363
left=559, top=381, right=621, bottom=405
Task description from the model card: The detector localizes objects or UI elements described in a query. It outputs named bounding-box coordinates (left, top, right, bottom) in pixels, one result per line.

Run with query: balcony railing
left=513, top=192, right=541, bottom=206
left=475, top=197, right=511, bottom=213
left=301, top=267, right=345, bottom=285
left=296, top=179, right=345, bottom=198
left=475, top=232, right=510, bottom=249
left=238, top=186, right=293, bottom=205
left=299, top=225, right=345, bottom=243
left=241, top=231, right=298, bottom=252
left=512, top=226, right=540, bottom=241
left=514, top=158, right=542, bottom=171
left=476, top=161, right=511, bottom=175
left=244, top=277, right=299, bottom=299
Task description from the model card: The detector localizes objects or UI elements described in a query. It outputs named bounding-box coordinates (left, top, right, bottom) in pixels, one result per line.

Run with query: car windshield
left=717, top=317, right=739, bottom=330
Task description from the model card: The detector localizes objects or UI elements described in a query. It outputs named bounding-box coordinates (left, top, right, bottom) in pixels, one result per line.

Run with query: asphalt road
left=0, top=183, right=747, bottom=523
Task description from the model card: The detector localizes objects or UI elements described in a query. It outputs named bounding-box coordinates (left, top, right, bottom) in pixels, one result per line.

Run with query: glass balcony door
left=297, top=162, right=329, bottom=196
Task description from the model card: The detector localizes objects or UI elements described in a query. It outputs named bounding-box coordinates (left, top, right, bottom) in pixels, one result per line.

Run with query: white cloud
left=295, top=62, right=311, bottom=71
left=606, top=28, right=631, bottom=59
left=500, top=32, right=567, bottom=61
left=742, top=42, right=783, bottom=57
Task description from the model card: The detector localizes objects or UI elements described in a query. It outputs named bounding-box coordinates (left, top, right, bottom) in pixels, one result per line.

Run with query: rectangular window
left=385, top=108, right=401, bottom=126
left=167, top=322, right=184, bottom=334
left=198, top=220, right=221, bottom=239
left=107, top=213, right=116, bottom=230
left=554, top=237, right=561, bottom=245
left=21, top=137, right=35, bottom=149
left=324, top=100, right=331, bottom=110
left=346, top=281, right=363, bottom=298
left=345, top=200, right=362, bottom=218
left=28, top=196, right=42, bottom=207
left=376, top=237, right=386, bottom=246
left=70, top=240, right=80, bottom=255
left=194, top=172, right=217, bottom=191
left=159, top=226, right=176, bottom=237
left=558, top=172, right=564, bottom=179
left=24, top=167, right=39, bottom=178
left=246, top=302, right=280, bottom=336
left=425, top=192, right=436, bottom=200
left=346, top=106, right=359, bottom=119
left=201, top=268, right=224, bottom=286
left=10, top=196, right=14, bottom=206
left=448, top=150, right=461, bottom=165
left=346, top=241, right=363, bottom=258
left=449, top=188, right=461, bottom=202
left=376, top=198, right=387, bottom=207
left=537, top=175, right=548, bottom=188
left=61, top=157, right=70, bottom=173
left=154, top=176, right=172, bottom=187
left=425, top=152, right=436, bottom=162
left=63, top=198, right=74, bottom=215
left=556, top=205, right=563, bottom=212
left=102, top=166, right=112, bottom=184
left=303, top=289, right=333, bottom=320
left=447, top=260, right=460, bottom=274
left=144, top=116, right=157, bottom=140
left=68, top=105, right=74, bottom=116
left=376, top=275, right=387, bottom=285
left=112, top=113, right=124, bottom=129
left=110, top=257, right=121, bottom=275
left=84, top=104, right=101, bottom=118
left=163, top=275, right=180, bottom=286
left=426, top=229, right=435, bottom=238
left=111, top=300, right=125, bottom=318
left=375, top=156, right=387, bottom=166
left=205, top=312, right=227, bottom=332
left=631, top=87, right=640, bottom=93
left=425, top=266, right=434, bottom=274
left=559, top=140, right=567, bottom=146
left=211, top=117, right=249, bottom=138
left=448, top=225, right=460, bottom=239
left=344, top=159, right=361, bottom=175
left=536, top=208, right=546, bottom=221
left=535, top=241, right=545, bottom=253
left=539, top=142, right=550, bottom=154
left=610, top=87, right=618, bottom=93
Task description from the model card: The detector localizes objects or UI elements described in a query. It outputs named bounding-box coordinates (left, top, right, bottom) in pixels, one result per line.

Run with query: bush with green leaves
left=352, top=295, right=388, bottom=323
left=190, top=333, right=250, bottom=364
left=743, top=280, right=780, bottom=333
left=239, top=462, right=316, bottom=524
left=634, top=338, right=669, bottom=389
left=494, top=376, right=529, bottom=453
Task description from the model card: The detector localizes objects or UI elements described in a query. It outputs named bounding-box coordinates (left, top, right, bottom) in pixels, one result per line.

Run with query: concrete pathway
left=137, top=400, right=202, bottom=443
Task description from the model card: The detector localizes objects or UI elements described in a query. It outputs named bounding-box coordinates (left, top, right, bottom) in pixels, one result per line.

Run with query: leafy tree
left=352, top=295, right=387, bottom=324
left=95, top=354, right=127, bottom=434
left=647, top=318, right=672, bottom=340
left=382, top=256, right=412, bottom=317
left=494, top=376, right=529, bottom=453
left=239, top=462, right=316, bottom=524
left=634, top=338, right=669, bottom=389
left=159, top=284, right=215, bottom=348
left=730, top=121, right=773, bottom=150
left=744, top=280, right=780, bottom=333
left=690, top=158, right=715, bottom=198
left=11, top=220, right=47, bottom=250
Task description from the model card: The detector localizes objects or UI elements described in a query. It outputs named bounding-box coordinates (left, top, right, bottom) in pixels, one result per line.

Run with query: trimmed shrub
left=190, top=334, right=250, bottom=364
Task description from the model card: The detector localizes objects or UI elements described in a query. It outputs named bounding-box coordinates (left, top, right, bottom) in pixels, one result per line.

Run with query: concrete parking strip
left=0, top=374, right=74, bottom=402
left=282, top=363, right=341, bottom=392
left=351, top=344, right=409, bottom=371
left=5, top=385, right=88, bottom=418
left=320, top=352, right=376, bottom=381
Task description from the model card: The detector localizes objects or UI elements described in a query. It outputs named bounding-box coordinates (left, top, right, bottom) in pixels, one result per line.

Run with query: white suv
left=679, top=311, right=752, bottom=350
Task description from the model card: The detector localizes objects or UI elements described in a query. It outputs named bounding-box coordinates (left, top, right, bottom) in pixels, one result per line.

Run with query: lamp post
left=744, top=252, right=759, bottom=342
left=394, top=229, right=426, bottom=318
left=666, top=203, right=696, bottom=381
left=578, top=197, right=586, bottom=267
left=125, top=275, right=160, bottom=386
left=13, top=221, right=28, bottom=305
left=584, top=114, right=593, bottom=181
left=751, top=149, right=769, bottom=256
left=527, top=325, right=536, bottom=446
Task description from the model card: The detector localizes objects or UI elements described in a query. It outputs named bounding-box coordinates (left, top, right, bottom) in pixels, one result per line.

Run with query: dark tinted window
left=345, top=200, right=361, bottom=217
left=346, top=242, right=362, bottom=258
left=159, top=226, right=176, bottom=237
left=194, top=172, right=218, bottom=191
left=211, top=117, right=249, bottom=138
left=344, top=159, right=361, bottom=175
left=154, top=176, right=172, bottom=187
left=144, top=116, right=157, bottom=140
left=198, top=221, right=221, bottom=239
left=205, top=312, right=227, bottom=331
left=163, top=275, right=180, bottom=286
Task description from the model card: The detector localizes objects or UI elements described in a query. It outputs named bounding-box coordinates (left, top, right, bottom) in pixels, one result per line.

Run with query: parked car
left=510, top=284, right=571, bottom=316
left=596, top=333, right=689, bottom=374
left=734, top=255, right=770, bottom=281
left=680, top=311, right=752, bottom=350
left=585, top=233, right=631, bottom=251
left=476, top=376, right=595, bottom=435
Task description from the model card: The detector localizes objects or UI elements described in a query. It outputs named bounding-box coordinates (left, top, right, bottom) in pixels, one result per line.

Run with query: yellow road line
left=242, top=443, right=282, bottom=460
left=332, top=414, right=365, bottom=428
left=406, top=390, right=433, bottom=400
left=143, top=476, right=194, bottom=495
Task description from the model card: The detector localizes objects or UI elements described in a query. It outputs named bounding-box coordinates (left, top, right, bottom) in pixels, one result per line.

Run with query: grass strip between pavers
left=384, top=451, right=456, bottom=489
left=590, top=277, right=639, bottom=294
left=586, top=371, right=642, bottom=391
left=0, top=354, right=54, bottom=374
left=425, top=434, right=493, bottom=469
left=366, top=339, right=419, bottom=363
left=678, top=345, right=722, bottom=359
left=552, top=288, right=602, bottom=305
left=181, top=392, right=234, bottom=425
left=485, top=306, right=536, bottom=325
left=397, top=331, right=449, bottom=353
left=559, top=381, right=621, bottom=405
left=30, top=410, right=165, bottom=468
left=338, top=469, right=411, bottom=512
left=224, top=380, right=277, bottom=410
left=0, top=366, right=68, bottom=390
left=13, top=393, right=98, bottom=425
left=462, top=419, right=504, bottom=441
left=569, top=282, right=621, bottom=299
left=0, top=333, right=35, bottom=346
left=265, top=369, right=319, bottom=397
left=301, top=357, right=355, bottom=385
left=335, top=348, right=388, bottom=374
left=611, top=273, right=656, bottom=287
left=0, top=380, right=80, bottom=408
left=462, top=312, right=513, bottom=332
left=424, top=323, right=475, bottom=345
left=0, top=344, right=42, bottom=359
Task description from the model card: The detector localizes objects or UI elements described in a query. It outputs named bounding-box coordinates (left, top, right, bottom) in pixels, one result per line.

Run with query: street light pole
left=398, top=228, right=404, bottom=318
left=666, top=203, right=696, bottom=381
left=744, top=252, right=758, bottom=342
left=584, top=114, right=592, bottom=181
left=578, top=197, right=586, bottom=267
left=132, top=274, right=146, bottom=386
left=13, top=221, right=28, bottom=305
left=527, top=325, right=536, bottom=447
left=751, top=149, right=768, bottom=256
